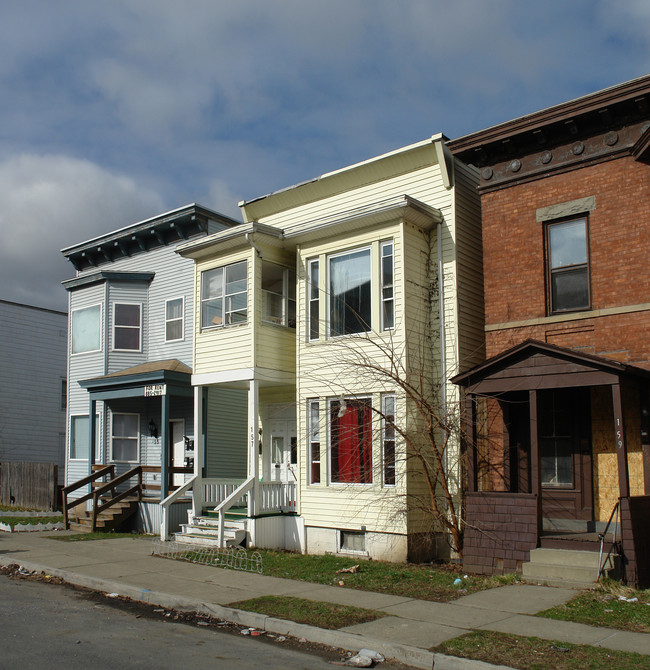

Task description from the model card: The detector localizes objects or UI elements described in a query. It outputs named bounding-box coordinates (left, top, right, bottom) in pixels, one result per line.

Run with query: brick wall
left=463, top=492, right=538, bottom=575
left=482, top=156, right=650, bottom=368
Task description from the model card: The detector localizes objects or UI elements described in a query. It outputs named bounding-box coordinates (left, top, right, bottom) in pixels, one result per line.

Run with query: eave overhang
left=80, top=359, right=193, bottom=400
left=176, top=222, right=284, bottom=261
left=62, top=271, right=155, bottom=292
left=447, top=74, right=650, bottom=192
left=62, top=204, right=242, bottom=272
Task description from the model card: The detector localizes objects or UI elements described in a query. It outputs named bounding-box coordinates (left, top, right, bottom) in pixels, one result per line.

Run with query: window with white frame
left=329, top=248, right=371, bottom=336
left=330, top=397, right=372, bottom=484
left=382, top=394, right=396, bottom=486
left=381, top=241, right=394, bottom=330
left=308, top=259, right=320, bottom=341
left=113, top=303, right=141, bottom=351
left=111, top=413, right=139, bottom=462
left=71, top=304, right=101, bottom=354
left=70, top=415, right=99, bottom=460
left=201, top=261, right=247, bottom=329
left=308, top=399, right=321, bottom=484
left=165, top=297, right=184, bottom=342
left=340, top=529, right=366, bottom=553
left=262, top=261, right=296, bottom=328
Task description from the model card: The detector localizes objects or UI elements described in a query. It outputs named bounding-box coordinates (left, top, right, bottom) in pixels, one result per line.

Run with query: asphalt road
left=0, top=574, right=343, bottom=669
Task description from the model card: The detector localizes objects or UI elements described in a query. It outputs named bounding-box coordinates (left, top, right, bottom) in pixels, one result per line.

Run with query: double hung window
left=201, top=261, right=247, bottom=328
left=308, top=260, right=320, bottom=340
left=165, top=297, right=184, bottom=342
left=71, top=304, right=101, bottom=354
left=330, top=398, right=372, bottom=484
left=111, top=413, right=139, bottom=462
left=308, top=400, right=321, bottom=484
left=547, top=218, right=590, bottom=313
left=262, top=261, right=296, bottom=328
left=329, top=248, right=371, bottom=336
left=113, top=303, right=141, bottom=351
left=382, top=395, right=396, bottom=486
left=70, top=415, right=100, bottom=460
left=380, top=242, right=394, bottom=330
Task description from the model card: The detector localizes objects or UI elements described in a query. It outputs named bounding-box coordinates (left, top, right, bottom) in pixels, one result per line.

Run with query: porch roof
left=80, top=359, right=193, bottom=399
left=451, top=339, right=650, bottom=395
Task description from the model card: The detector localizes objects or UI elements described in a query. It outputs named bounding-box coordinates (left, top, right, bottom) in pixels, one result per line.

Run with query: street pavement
left=1, top=530, right=649, bottom=669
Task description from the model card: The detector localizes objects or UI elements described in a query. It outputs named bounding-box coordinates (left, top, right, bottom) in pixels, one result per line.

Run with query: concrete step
left=522, top=548, right=619, bottom=587
left=173, top=529, right=246, bottom=547
left=180, top=522, right=244, bottom=537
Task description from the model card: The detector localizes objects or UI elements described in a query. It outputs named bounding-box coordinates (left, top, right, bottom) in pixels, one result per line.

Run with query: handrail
left=213, top=476, right=254, bottom=547
left=62, top=465, right=115, bottom=529
left=160, top=474, right=198, bottom=540
left=91, top=466, right=142, bottom=531
left=597, top=501, right=620, bottom=580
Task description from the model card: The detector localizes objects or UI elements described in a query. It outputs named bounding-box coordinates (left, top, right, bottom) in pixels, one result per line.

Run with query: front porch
left=453, top=340, right=650, bottom=588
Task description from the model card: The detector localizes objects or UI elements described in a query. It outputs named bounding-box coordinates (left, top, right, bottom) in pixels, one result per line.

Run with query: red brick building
left=448, top=76, right=650, bottom=586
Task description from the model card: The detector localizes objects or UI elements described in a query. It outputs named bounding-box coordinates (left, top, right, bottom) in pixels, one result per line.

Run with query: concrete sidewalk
left=1, top=531, right=649, bottom=669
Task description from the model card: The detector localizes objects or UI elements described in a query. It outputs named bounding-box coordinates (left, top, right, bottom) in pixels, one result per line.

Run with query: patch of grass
left=257, top=550, right=519, bottom=602
left=49, top=531, right=148, bottom=542
left=0, top=516, right=63, bottom=529
left=226, top=595, right=385, bottom=629
left=433, top=630, right=649, bottom=670
left=0, top=504, right=40, bottom=512
left=539, top=582, right=650, bottom=633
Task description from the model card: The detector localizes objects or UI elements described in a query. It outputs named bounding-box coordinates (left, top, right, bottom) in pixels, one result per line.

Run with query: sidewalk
left=1, top=531, right=649, bottom=669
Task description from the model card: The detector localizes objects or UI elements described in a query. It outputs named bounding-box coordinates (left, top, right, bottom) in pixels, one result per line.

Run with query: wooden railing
left=90, top=466, right=143, bottom=531
left=62, top=465, right=115, bottom=529
left=258, top=481, right=297, bottom=513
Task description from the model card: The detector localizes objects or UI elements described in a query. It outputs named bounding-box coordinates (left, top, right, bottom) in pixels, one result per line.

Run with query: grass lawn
left=226, top=595, right=385, bottom=629
left=48, top=531, right=150, bottom=542
left=0, top=504, right=39, bottom=512
left=432, top=631, right=649, bottom=670
left=538, top=581, right=650, bottom=633
left=257, top=549, right=519, bottom=602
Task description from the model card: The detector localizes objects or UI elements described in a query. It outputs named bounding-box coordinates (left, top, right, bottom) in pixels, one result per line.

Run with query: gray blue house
left=0, top=299, right=67, bottom=494
left=61, top=204, right=247, bottom=532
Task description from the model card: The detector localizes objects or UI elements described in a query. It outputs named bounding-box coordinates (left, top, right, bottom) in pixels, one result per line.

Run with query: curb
left=0, top=556, right=516, bottom=670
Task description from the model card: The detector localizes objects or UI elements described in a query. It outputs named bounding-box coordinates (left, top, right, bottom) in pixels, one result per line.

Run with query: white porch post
left=248, top=379, right=259, bottom=517
left=192, top=384, right=204, bottom=517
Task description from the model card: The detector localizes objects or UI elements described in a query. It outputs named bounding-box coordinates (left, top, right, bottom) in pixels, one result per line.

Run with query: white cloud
left=0, top=154, right=164, bottom=310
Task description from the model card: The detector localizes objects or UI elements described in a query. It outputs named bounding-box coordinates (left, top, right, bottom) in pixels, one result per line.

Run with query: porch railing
left=259, top=481, right=297, bottom=514
left=62, top=465, right=115, bottom=528
left=213, top=476, right=255, bottom=548
left=160, top=474, right=198, bottom=540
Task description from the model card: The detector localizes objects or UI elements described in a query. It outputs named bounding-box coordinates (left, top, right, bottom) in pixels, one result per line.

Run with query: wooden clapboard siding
left=205, top=387, right=247, bottom=478
left=453, top=160, right=484, bottom=373
left=194, top=249, right=255, bottom=375
left=0, top=301, right=67, bottom=485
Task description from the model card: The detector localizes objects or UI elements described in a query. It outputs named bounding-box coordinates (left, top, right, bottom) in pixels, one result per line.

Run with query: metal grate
left=151, top=540, right=263, bottom=574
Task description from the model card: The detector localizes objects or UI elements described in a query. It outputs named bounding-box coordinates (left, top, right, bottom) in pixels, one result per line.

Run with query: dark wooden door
left=538, top=388, right=593, bottom=520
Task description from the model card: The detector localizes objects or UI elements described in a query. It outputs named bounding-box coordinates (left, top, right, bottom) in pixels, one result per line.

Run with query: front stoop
left=68, top=498, right=139, bottom=532
left=522, top=547, right=619, bottom=588
left=174, top=507, right=247, bottom=548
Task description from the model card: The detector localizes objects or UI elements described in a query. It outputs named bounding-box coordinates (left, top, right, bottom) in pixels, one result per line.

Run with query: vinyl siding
left=0, top=301, right=67, bottom=484
left=194, top=249, right=255, bottom=375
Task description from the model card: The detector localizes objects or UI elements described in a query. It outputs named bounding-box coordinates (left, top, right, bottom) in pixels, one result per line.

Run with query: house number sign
left=145, top=384, right=167, bottom=397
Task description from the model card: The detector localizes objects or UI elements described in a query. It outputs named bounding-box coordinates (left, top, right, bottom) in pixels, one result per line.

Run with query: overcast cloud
left=1, top=0, right=648, bottom=311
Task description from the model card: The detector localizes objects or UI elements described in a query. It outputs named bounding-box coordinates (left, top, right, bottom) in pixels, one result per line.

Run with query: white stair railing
left=213, top=476, right=255, bottom=547
left=160, top=474, right=198, bottom=541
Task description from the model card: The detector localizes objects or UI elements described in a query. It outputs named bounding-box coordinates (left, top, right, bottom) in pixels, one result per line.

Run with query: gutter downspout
left=245, top=232, right=263, bottom=258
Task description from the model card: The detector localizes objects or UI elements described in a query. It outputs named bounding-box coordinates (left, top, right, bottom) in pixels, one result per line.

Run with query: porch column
left=612, top=381, right=630, bottom=499
left=87, top=398, right=97, bottom=478
left=160, top=392, right=170, bottom=499
left=464, top=394, right=477, bottom=492
left=193, top=385, right=204, bottom=477
left=248, top=379, right=259, bottom=517
left=529, top=389, right=542, bottom=532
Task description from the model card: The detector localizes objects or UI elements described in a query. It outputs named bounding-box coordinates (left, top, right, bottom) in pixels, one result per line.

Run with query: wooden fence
left=0, top=462, right=58, bottom=510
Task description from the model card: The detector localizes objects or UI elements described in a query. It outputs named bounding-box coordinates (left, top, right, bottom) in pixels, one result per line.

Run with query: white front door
left=170, top=419, right=185, bottom=486
left=269, top=419, right=297, bottom=483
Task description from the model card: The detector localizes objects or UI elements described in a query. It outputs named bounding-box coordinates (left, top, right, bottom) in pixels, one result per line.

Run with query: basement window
left=339, top=530, right=366, bottom=554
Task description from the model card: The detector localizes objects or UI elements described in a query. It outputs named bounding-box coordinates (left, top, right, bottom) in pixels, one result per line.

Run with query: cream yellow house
left=164, top=135, right=484, bottom=562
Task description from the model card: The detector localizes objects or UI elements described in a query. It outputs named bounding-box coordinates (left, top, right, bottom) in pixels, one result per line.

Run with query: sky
left=1, top=1, right=649, bottom=312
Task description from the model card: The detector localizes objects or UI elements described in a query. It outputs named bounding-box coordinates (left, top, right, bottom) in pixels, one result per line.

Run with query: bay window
left=308, top=399, right=321, bottom=484
left=330, top=397, right=372, bottom=484
left=201, top=261, right=247, bottom=329
left=113, top=303, right=141, bottom=351
left=329, top=248, right=371, bottom=336
left=165, top=297, right=184, bottom=342
left=262, top=261, right=296, bottom=328
left=71, top=304, right=101, bottom=354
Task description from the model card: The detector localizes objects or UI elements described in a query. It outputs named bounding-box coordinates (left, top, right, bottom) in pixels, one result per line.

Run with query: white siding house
left=170, top=136, right=483, bottom=561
